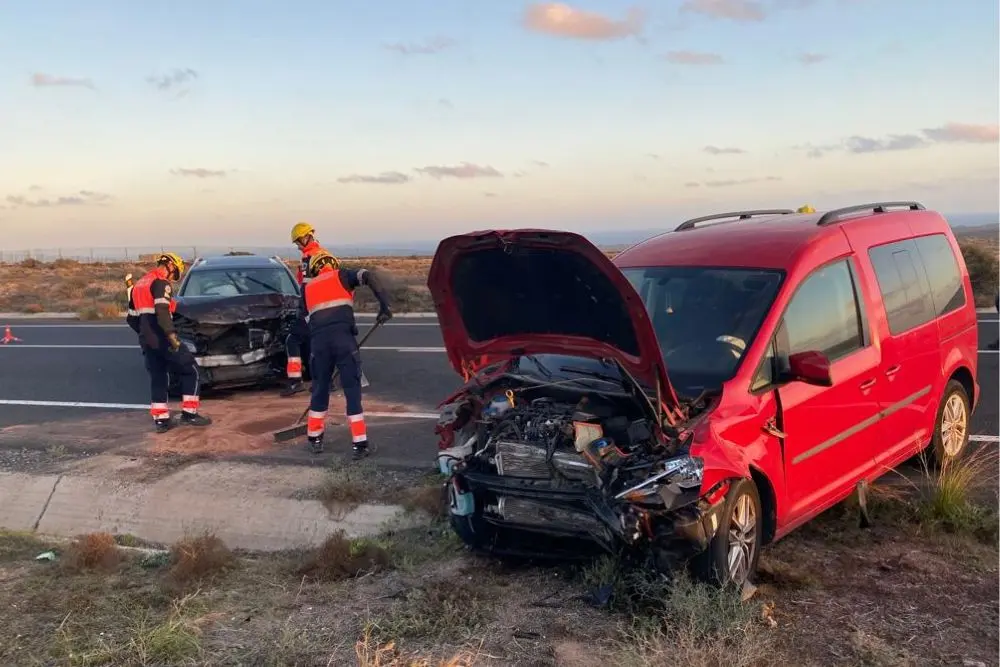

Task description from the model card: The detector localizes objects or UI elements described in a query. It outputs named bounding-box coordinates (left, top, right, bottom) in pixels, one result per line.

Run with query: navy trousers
left=308, top=329, right=363, bottom=417
left=142, top=342, right=200, bottom=404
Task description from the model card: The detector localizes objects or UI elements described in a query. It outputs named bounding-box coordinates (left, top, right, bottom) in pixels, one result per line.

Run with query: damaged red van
left=429, top=202, right=979, bottom=588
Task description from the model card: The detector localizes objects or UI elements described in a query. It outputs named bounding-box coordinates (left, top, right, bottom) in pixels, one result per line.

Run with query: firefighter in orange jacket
left=126, top=253, right=212, bottom=433
left=281, top=221, right=332, bottom=397
left=302, top=251, right=392, bottom=457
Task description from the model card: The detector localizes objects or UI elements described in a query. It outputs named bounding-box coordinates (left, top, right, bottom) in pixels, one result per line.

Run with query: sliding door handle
left=859, top=378, right=877, bottom=391
left=885, top=364, right=901, bottom=377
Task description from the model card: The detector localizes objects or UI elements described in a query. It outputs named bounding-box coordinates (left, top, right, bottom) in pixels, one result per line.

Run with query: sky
left=1, top=0, right=998, bottom=250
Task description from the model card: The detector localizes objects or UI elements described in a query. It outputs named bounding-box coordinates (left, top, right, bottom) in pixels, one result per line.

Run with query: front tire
left=692, top=478, right=762, bottom=589
left=930, top=379, right=970, bottom=464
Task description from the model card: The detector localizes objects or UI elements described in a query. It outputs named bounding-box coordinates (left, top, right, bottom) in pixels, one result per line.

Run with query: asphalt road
left=0, top=314, right=996, bottom=464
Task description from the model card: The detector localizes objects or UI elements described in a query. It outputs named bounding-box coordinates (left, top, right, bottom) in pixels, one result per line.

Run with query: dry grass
left=295, top=530, right=393, bottom=582
left=355, top=626, right=481, bottom=667
left=61, top=531, right=126, bottom=573
left=5, top=233, right=994, bottom=314
left=165, top=532, right=236, bottom=590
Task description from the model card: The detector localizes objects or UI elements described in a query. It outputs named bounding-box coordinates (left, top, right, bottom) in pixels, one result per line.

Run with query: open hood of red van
left=427, top=229, right=683, bottom=419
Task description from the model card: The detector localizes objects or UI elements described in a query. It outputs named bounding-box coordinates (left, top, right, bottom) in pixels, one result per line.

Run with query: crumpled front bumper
left=448, top=470, right=725, bottom=561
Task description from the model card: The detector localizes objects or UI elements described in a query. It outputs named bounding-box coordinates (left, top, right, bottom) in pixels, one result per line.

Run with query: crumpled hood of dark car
left=173, top=293, right=299, bottom=325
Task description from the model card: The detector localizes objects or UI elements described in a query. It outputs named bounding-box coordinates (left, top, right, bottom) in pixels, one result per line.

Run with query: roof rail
left=675, top=209, right=795, bottom=232
left=816, top=201, right=925, bottom=227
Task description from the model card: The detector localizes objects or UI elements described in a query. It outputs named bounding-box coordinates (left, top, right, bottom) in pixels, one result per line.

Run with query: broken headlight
left=180, top=337, right=198, bottom=353
left=614, top=455, right=704, bottom=502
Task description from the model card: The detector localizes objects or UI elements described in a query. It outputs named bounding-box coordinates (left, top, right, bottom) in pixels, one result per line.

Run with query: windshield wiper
left=227, top=272, right=281, bottom=294
left=559, top=366, right=623, bottom=386
left=523, top=354, right=553, bottom=379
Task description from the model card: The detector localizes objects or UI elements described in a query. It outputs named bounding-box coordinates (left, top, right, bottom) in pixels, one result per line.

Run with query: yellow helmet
left=796, top=204, right=816, bottom=214
left=157, top=252, right=185, bottom=280
left=307, top=251, right=340, bottom=278
left=291, top=221, right=315, bottom=243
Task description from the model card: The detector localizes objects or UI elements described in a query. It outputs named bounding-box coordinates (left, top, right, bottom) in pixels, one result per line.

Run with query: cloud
left=170, top=167, right=229, bottom=178
left=646, top=153, right=662, bottom=160
left=795, top=122, right=999, bottom=158
left=337, top=171, right=411, bottom=185
left=795, top=52, right=828, bottom=65
left=684, top=182, right=702, bottom=188
left=695, top=176, right=782, bottom=188
left=679, top=0, right=766, bottom=22
left=414, top=163, right=503, bottom=179
left=664, top=50, right=724, bottom=65
left=844, top=134, right=926, bottom=153
left=484, top=192, right=499, bottom=198
left=384, top=36, right=455, bottom=55
left=5, top=190, right=113, bottom=208
left=28, top=184, right=44, bottom=192
left=146, top=68, right=198, bottom=91
left=531, top=160, right=551, bottom=168
left=703, top=145, right=746, bottom=155
left=438, top=98, right=454, bottom=110
left=522, top=3, right=645, bottom=40
left=922, top=122, right=999, bottom=144
left=30, top=72, right=95, bottom=90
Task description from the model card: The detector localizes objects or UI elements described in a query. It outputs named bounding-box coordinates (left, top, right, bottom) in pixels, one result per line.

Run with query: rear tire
left=691, top=478, right=762, bottom=589
left=930, top=379, right=970, bottom=465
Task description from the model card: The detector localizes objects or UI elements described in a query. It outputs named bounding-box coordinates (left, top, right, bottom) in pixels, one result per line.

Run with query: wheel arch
left=948, top=365, right=975, bottom=410
left=748, top=466, right=777, bottom=545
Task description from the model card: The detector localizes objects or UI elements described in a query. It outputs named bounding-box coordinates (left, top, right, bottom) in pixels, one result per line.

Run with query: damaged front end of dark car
left=171, top=293, right=305, bottom=392
left=427, top=230, right=742, bottom=581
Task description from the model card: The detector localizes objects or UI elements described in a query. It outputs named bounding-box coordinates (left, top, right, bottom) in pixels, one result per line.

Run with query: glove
left=167, top=332, right=182, bottom=352
left=376, top=306, right=393, bottom=325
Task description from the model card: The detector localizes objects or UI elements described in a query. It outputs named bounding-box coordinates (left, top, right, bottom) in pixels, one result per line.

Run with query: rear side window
left=782, top=259, right=865, bottom=362
left=868, top=239, right=937, bottom=334
left=913, top=234, right=966, bottom=317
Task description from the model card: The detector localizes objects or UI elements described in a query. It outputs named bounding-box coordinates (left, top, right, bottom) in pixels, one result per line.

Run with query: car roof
left=612, top=204, right=947, bottom=271
left=188, top=254, right=287, bottom=271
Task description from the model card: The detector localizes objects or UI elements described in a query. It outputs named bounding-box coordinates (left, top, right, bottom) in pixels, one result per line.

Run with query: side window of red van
left=867, top=236, right=961, bottom=335
left=781, top=260, right=866, bottom=362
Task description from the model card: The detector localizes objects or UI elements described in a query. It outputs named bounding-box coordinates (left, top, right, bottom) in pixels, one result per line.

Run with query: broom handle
left=293, top=319, right=385, bottom=425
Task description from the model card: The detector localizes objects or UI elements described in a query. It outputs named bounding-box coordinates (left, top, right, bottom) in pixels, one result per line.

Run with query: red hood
left=427, top=229, right=683, bottom=420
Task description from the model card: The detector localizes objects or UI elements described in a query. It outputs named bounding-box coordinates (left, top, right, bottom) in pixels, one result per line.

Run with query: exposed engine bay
left=436, top=360, right=727, bottom=564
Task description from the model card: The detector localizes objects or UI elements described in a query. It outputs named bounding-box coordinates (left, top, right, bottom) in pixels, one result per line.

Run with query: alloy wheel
left=727, top=493, right=757, bottom=585
left=940, top=393, right=968, bottom=458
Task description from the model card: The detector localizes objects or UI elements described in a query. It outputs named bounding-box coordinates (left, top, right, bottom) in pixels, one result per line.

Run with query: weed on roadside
left=915, top=448, right=999, bottom=541
left=296, top=531, right=393, bottom=581
left=62, top=532, right=126, bottom=573
left=369, top=580, right=494, bottom=645
left=579, top=556, right=774, bottom=667
left=355, top=624, right=481, bottom=666
left=318, top=461, right=380, bottom=515
left=165, top=533, right=236, bottom=590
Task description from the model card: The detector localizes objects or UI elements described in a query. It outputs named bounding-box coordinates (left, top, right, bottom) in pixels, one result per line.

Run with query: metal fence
left=0, top=245, right=436, bottom=264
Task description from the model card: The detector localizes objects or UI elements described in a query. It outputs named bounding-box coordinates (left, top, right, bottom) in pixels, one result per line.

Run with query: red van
left=429, top=202, right=979, bottom=588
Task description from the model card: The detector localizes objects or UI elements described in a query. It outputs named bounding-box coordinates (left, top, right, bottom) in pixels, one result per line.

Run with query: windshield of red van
left=620, top=266, right=784, bottom=396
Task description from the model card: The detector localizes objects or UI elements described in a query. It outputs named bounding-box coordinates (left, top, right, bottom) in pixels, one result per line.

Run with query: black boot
left=154, top=417, right=173, bottom=434
left=280, top=380, right=305, bottom=397
left=308, top=434, right=325, bottom=454
left=352, top=440, right=370, bottom=460
left=179, top=412, right=213, bottom=427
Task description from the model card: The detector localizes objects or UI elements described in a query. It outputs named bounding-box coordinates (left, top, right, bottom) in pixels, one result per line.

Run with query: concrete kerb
left=0, top=469, right=423, bottom=552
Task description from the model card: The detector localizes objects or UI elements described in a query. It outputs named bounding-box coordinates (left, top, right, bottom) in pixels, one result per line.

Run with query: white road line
left=0, top=344, right=446, bottom=352
left=971, top=435, right=1000, bottom=443
left=0, top=398, right=439, bottom=419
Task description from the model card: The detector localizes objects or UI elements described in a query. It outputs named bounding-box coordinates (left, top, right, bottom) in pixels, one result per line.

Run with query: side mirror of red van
left=785, top=350, right=833, bottom=387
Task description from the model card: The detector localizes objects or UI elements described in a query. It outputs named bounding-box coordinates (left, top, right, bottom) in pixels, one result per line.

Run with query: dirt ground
left=2, top=235, right=996, bottom=315
left=0, top=476, right=996, bottom=667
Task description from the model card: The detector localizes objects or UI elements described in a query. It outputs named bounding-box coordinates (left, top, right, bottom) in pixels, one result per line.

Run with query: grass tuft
left=917, top=447, right=999, bottom=541
left=62, top=532, right=126, bottom=573
left=165, top=533, right=235, bottom=589
left=355, top=623, right=481, bottom=666
left=369, top=580, right=493, bottom=643
left=296, top=531, right=392, bottom=581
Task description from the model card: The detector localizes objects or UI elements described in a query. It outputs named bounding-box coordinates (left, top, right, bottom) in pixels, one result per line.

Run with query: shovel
left=272, top=319, right=385, bottom=443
